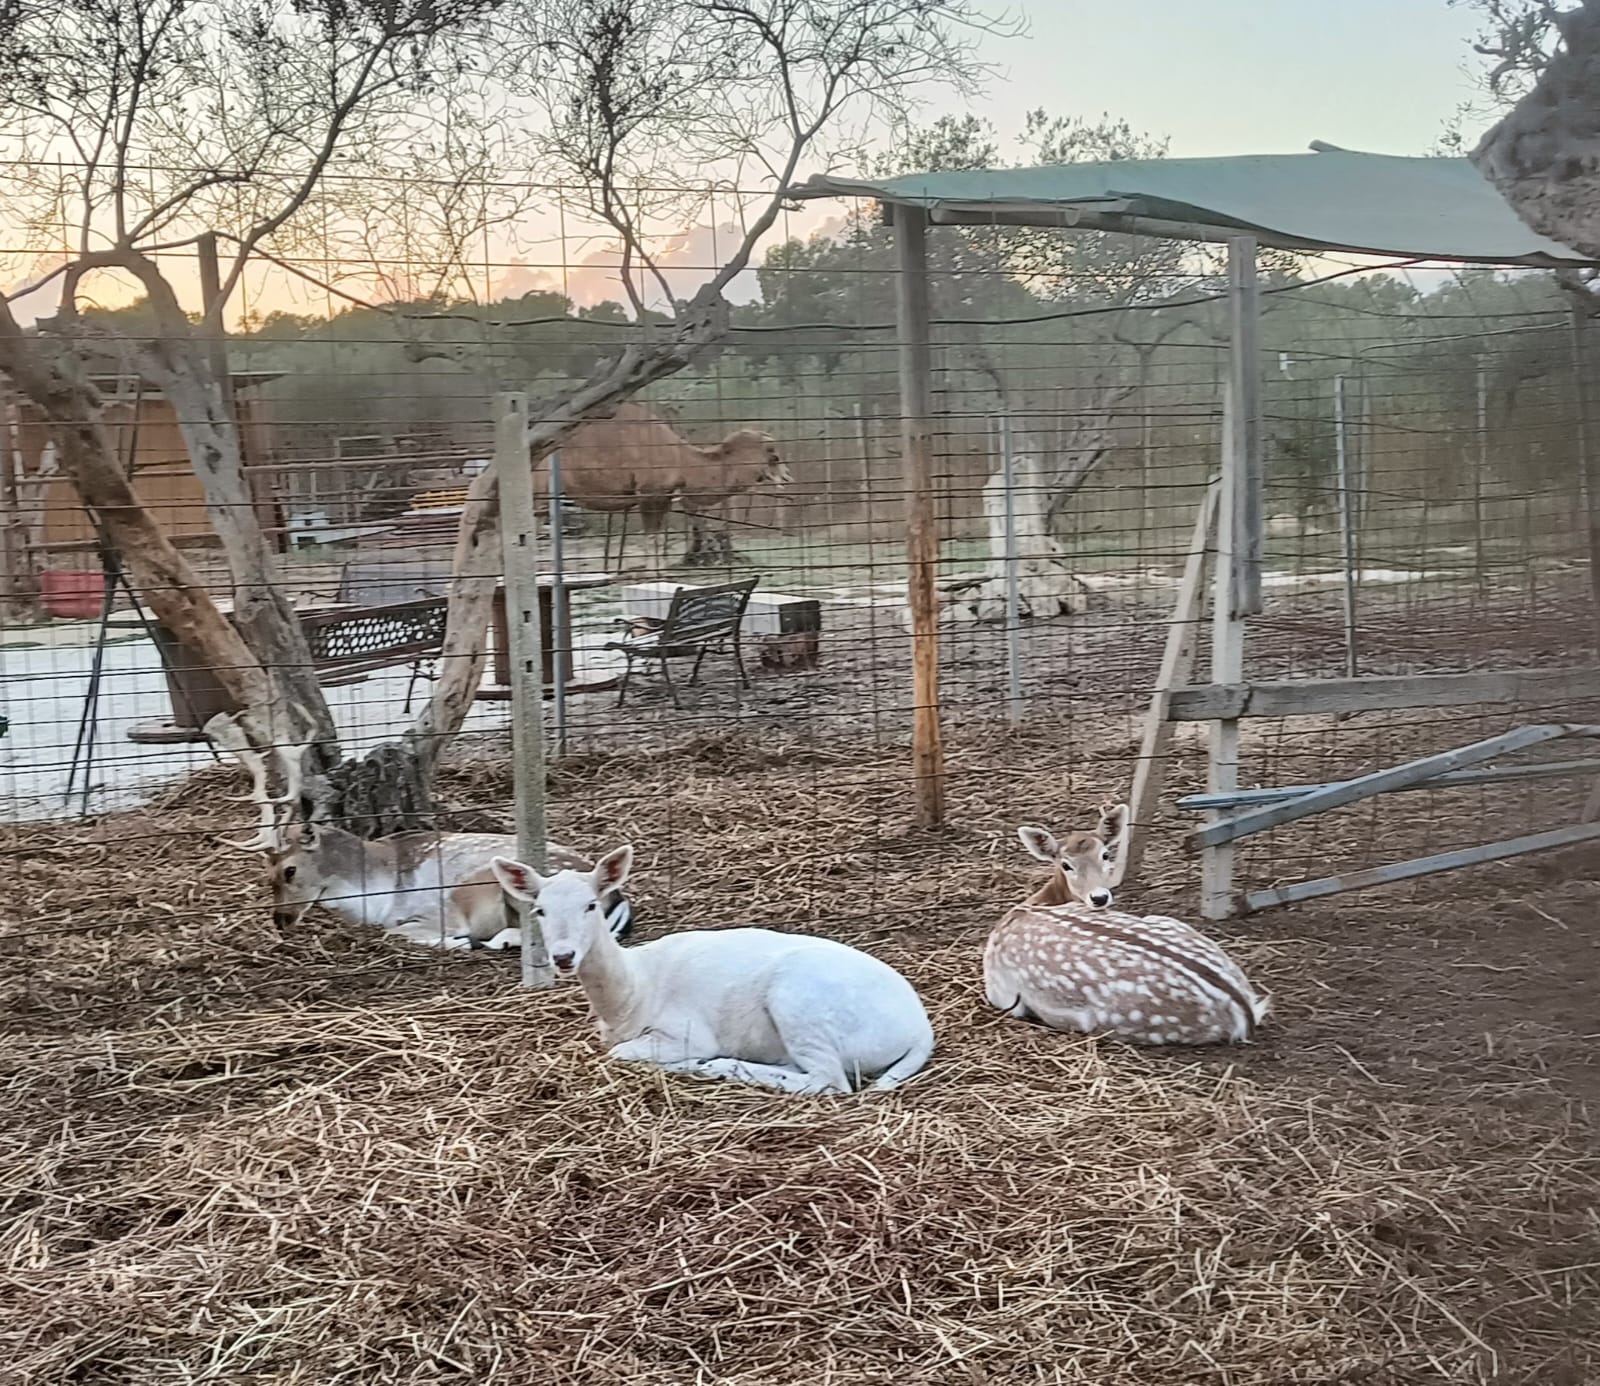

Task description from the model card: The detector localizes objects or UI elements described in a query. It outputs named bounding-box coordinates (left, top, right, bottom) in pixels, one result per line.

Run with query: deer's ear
left=491, top=856, right=549, bottom=902
left=1017, top=825, right=1060, bottom=864
left=591, top=845, right=633, bottom=895
left=1098, top=802, right=1130, bottom=846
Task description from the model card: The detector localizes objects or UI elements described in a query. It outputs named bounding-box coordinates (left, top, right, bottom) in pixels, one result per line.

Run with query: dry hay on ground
left=2, top=726, right=1599, bottom=1384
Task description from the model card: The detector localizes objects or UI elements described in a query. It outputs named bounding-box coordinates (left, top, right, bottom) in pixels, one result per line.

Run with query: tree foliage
left=0, top=0, right=995, bottom=830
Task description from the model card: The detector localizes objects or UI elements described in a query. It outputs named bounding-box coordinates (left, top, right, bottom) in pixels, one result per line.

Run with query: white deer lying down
left=983, top=803, right=1270, bottom=1046
left=271, top=820, right=632, bottom=950
left=491, top=846, right=935, bottom=1094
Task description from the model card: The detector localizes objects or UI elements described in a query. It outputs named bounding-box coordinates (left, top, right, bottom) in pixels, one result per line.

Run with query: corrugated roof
left=789, top=144, right=1592, bottom=267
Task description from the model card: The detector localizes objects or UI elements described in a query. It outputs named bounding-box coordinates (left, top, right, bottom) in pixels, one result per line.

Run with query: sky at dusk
left=4, top=1, right=1496, bottom=323
left=481, top=0, right=1492, bottom=311
left=972, top=1, right=1484, bottom=161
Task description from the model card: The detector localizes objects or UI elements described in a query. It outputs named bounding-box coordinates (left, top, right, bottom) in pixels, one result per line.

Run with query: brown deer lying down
left=983, top=802, right=1270, bottom=1046
left=269, top=820, right=632, bottom=950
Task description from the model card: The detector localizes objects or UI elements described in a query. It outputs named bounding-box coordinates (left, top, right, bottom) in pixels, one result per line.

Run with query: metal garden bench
left=606, top=577, right=759, bottom=708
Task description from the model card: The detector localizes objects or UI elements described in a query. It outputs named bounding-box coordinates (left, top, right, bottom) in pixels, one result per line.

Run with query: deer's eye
left=283, top=866, right=297, bottom=882
left=586, top=902, right=598, bottom=913
left=1102, top=850, right=1113, bottom=863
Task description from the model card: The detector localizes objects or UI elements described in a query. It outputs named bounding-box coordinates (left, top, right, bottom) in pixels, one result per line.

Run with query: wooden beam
left=1189, top=723, right=1573, bottom=851
left=0, top=373, right=31, bottom=612
left=496, top=392, right=553, bottom=989
left=895, top=205, right=945, bottom=829
left=1571, top=307, right=1600, bottom=654
left=1127, top=479, right=1218, bottom=874
left=1242, top=821, right=1600, bottom=912
left=1228, top=237, right=1263, bottom=618
left=1178, top=754, right=1600, bottom=810
left=1200, top=235, right=1260, bottom=920
left=1333, top=374, right=1359, bottom=676
left=1167, top=665, right=1600, bottom=721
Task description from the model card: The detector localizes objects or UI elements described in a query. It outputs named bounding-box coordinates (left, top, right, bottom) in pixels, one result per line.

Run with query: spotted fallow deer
left=983, top=803, right=1270, bottom=1046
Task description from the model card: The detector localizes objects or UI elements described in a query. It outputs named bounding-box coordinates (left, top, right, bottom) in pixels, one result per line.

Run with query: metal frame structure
left=1176, top=723, right=1600, bottom=912
left=793, top=150, right=1600, bottom=913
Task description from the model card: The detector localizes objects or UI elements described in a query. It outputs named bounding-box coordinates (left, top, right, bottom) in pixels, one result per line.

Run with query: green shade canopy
left=788, top=144, right=1592, bottom=267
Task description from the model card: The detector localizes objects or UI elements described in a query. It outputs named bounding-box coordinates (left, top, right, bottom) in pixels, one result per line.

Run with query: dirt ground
left=3, top=703, right=1598, bottom=1384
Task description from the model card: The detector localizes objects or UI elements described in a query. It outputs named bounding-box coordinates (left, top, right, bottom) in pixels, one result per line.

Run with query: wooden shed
left=1, top=371, right=282, bottom=607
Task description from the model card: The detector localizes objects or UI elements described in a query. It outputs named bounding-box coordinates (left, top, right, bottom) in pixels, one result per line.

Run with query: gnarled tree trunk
left=1473, top=1, right=1600, bottom=258
left=7, top=283, right=733, bottom=840
left=0, top=320, right=283, bottom=757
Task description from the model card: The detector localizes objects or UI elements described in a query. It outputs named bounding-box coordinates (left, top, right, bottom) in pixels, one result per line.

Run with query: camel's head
left=725, top=429, right=791, bottom=486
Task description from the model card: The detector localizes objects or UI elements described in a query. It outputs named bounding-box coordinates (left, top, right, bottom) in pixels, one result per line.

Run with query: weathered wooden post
left=1200, top=236, right=1263, bottom=920
left=1334, top=374, right=1359, bottom=677
left=1127, top=479, right=1219, bottom=874
left=496, top=392, right=553, bottom=987
left=893, top=206, right=946, bottom=828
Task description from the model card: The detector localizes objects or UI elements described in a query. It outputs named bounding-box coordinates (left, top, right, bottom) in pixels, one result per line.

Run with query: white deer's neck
left=574, top=923, right=645, bottom=1035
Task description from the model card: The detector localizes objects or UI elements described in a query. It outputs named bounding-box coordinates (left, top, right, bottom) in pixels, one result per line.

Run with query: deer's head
left=1017, top=802, right=1130, bottom=909
left=268, top=818, right=352, bottom=927
left=492, top=845, right=634, bottom=976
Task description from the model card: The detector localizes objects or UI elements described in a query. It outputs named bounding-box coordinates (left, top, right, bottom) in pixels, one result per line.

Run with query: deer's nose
left=1087, top=889, right=1113, bottom=909
left=551, top=951, right=577, bottom=972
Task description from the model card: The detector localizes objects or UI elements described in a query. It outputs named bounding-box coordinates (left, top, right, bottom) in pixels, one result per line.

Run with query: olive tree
left=1465, top=0, right=1600, bottom=261
left=0, top=0, right=991, bottom=830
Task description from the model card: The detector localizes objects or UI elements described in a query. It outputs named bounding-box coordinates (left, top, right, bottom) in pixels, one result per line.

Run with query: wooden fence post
left=1201, top=236, right=1262, bottom=919
left=895, top=207, right=945, bottom=828
left=496, top=392, right=553, bottom=987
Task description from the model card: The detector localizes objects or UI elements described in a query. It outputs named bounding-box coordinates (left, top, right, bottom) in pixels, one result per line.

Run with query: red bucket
left=40, top=569, right=107, bottom=620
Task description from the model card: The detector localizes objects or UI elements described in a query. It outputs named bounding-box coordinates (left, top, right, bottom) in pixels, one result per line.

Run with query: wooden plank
left=1202, top=370, right=1246, bottom=918
left=548, top=449, right=569, bottom=757
left=1167, top=665, right=1600, bottom=721
left=1189, top=723, right=1571, bottom=851
left=1179, top=754, right=1600, bottom=811
left=1127, top=479, right=1219, bottom=874
left=1000, top=413, right=1023, bottom=725
left=1228, top=236, right=1263, bottom=619
left=895, top=206, right=945, bottom=829
left=1333, top=374, right=1358, bottom=676
left=1242, top=821, right=1600, bottom=912
left=1570, top=307, right=1600, bottom=820
left=496, top=393, right=553, bottom=988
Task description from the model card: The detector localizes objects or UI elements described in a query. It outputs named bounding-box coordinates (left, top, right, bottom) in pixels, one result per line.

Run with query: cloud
left=490, top=258, right=565, bottom=302
left=527, top=207, right=850, bottom=310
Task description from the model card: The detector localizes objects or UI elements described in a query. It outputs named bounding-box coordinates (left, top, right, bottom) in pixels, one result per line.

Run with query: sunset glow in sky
left=3, top=1, right=1493, bottom=324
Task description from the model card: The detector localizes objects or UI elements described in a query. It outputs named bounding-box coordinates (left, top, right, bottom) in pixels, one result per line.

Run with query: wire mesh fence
left=7, top=173, right=1600, bottom=1386
left=3, top=203, right=1599, bottom=993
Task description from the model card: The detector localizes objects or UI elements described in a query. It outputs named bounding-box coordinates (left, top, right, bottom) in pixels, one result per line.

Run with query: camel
left=536, top=403, right=790, bottom=569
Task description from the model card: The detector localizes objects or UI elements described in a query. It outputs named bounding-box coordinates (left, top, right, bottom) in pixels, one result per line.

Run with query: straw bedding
left=2, top=725, right=1598, bottom=1384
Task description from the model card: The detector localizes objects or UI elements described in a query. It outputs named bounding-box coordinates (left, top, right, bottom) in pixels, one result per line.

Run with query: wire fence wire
left=3, top=205, right=1599, bottom=993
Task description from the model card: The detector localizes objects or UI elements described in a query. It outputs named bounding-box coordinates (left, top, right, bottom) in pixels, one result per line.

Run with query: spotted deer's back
left=985, top=903, right=1267, bottom=1045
